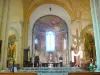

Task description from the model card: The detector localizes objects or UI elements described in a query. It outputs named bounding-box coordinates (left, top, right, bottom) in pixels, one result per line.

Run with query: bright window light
left=35, top=39, right=38, bottom=44
left=64, top=39, right=66, bottom=50
left=46, top=31, right=55, bottom=52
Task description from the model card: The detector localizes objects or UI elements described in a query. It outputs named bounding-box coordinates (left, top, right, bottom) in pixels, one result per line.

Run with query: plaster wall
left=0, top=0, right=4, bottom=39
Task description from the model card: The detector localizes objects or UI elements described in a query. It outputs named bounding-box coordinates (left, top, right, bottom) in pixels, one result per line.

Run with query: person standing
left=55, top=56, right=58, bottom=67
left=34, top=56, right=39, bottom=67
left=59, top=56, right=63, bottom=67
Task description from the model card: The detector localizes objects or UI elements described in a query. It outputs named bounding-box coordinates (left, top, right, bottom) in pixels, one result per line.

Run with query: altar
left=41, top=63, right=60, bottom=67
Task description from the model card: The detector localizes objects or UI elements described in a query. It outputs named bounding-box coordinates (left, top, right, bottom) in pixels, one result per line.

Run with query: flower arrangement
left=88, top=63, right=96, bottom=72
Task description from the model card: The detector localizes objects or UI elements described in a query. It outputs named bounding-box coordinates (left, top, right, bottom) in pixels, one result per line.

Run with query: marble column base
left=95, top=68, right=100, bottom=72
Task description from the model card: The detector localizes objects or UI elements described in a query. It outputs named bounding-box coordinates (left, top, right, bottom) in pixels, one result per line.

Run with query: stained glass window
left=35, top=39, right=38, bottom=44
left=64, top=39, right=66, bottom=50
left=46, top=31, right=55, bottom=52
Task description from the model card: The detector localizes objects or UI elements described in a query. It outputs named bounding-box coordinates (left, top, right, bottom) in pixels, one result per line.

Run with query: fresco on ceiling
left=7, top=34, right=16, bottom=67
left=84, top=33, right=96, bottom=60
left=34, top=15, right=67, bottom=33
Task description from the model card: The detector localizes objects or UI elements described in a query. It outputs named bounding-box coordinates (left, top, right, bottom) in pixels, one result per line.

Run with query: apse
left=28, top=4, right=72, bottom=63
left=33, top=15, right=68, bottom=51
left=32, top=15, right=68, bottom=64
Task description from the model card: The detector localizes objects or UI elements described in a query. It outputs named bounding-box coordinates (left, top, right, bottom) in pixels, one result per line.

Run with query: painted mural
left=34, top=15, right=67, bottom=33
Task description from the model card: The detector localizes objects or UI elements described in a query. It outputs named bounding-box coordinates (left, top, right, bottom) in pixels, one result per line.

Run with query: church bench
left=0, top=72, right=37, bottom=75
left=68, top=72, right=100, bottom=75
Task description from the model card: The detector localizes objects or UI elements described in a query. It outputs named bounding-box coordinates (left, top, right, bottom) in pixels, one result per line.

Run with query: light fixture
left=49, top=4, right=52, bottom=11
left=49, top=7, right=52, bottom=11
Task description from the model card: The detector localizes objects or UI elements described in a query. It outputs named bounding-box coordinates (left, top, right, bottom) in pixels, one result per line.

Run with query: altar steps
left=18, top=67, right=88, bottom=75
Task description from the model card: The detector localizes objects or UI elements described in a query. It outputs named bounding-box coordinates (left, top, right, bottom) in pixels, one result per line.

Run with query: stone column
left=24, top=22, right=28, bottom=49
left=66, top=32, right=70, bottom=65
left=21, top=21, right=29, bottom=66
left=0, top=0, right=10, bottom=69
left=66, top=50, right=69, bottom=65
left=90, top=0, right=100, bottom=72
left=16, top=40, right=21, bottom=65
left=0, top=0, right=5, bottom=38
left=21, top=22, right=24, bottom=67
left=22, top=21, right=28, bottom=49
left=65, top=33, right=68, bottom=65
left=0, top=0, right=4, bottom=68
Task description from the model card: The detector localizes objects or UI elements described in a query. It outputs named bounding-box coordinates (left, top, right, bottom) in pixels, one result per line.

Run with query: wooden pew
left=68, top=72, right=100, bottom=75
left=0, top=72, right=37, bottom=75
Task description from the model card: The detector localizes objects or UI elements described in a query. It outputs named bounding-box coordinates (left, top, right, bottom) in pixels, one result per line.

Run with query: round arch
left=25, top=1, right=73, bottom=21
left=32, top=15, right=69, bottom=54
left=80, top=24, right=93, bottom=41
left=8, top=27, right=19, bottom=41
left=28, top=4, right=72, bottom=59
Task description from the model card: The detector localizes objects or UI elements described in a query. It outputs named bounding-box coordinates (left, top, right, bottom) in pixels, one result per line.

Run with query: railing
left=0, top=72, right=37, bottom=75
left=68, top=72, right=100, bottom=75
left=0, top=67, right=88, bottom=75
left=18, top=67, right=88, bottom=75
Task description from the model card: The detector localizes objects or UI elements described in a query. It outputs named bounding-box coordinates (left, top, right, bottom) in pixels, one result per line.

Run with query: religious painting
left=84, top=33, right=96, bottom=60
left=7, top=34, right=16, bottom=67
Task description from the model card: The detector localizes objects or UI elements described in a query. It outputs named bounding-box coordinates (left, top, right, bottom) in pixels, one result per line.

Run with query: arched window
left=35, top=38, right=38, bottom=50
left=46, top=31, right=55, bottom=52
left=35, top=39, right=38, bottom=44
left=64, top=39, right=66, bottom=50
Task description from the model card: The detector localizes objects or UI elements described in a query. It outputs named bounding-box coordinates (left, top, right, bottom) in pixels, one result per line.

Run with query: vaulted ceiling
left=22, top=0, right=92, bottom=22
